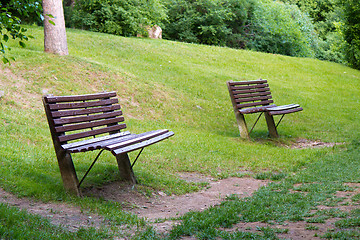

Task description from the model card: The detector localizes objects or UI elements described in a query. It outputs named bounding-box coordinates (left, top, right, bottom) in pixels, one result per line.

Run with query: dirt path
left=1, top=176, right=359, bottom=239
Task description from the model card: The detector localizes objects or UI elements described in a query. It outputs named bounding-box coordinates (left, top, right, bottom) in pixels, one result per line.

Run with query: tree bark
left=43, top=0, right=69, bottom=55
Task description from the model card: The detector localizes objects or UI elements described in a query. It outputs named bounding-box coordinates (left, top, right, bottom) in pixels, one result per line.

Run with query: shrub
left=162, top=0, right=253, bottom=48
left=247, top=0, right=319, bottom=58
left=68, top=0, right=166, bottom=37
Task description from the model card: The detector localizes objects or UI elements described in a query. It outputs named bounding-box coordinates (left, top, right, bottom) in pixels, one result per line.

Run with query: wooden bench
left=43, top=91, right=174, bottom=195
left=226, top=79, right=303, bottom=139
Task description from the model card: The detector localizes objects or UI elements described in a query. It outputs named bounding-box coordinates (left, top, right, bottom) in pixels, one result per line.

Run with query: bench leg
left=264, top=112, right=279, bottom=138
left=55, top=149, right=81, bottom=196
left=235, top=112, right=250, bottom=139
left=116, top=153, right=137, bottom=184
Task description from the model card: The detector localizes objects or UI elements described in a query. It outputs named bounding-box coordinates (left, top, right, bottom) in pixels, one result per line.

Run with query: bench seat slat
left=49, top=98, right=118, bottom=110
left=54, top=110, right=123, bottom=125
left=55, top=116, right=125, bottom=133
left=45, top=91, right=117, bottom=103
left=268, top=107, right=303, bottom=116
left=111, top=131, right=174, bottom=155
left=66, top=130, right=168, bottom=153
left=105, top=129, right=170, bottom=151
left=58, top=124, right=127, bottom=143
left=265, top=104, right=300, bottom=111
left=239, top=104, right=277, bottom=114
left=62, top=131, right=131, bottom=150
left=66, top=132, right=139, bottom=153
left=51, top=105, right=121, bottom=118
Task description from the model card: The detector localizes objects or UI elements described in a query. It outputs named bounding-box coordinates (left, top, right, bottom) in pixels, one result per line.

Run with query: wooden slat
left=236, top=100, right=273, bottom=109
left=49, top=98, right=118, bottom=110
left=66, top=132, right=138, bottom=153
left=53, top=110, right=123, bottom=125
left=268, top=107, right=303, bottom=116
left=111, top=131, right=174, bottom=155
left=58, top=124, right=127, bottom=143
left=51, top=105, right=121, bottom=118
left=62, top=131, right=131, bottom=150
left=232, top=88, right=271, bottom=95
left=228, top=79, right=267, bottom=86
left=230, top=84, right=269, bottom=91
left=44, top=92, right=117, bottom=103
left=266, top=104, right=300, bottom=111
left=239, top=105, right=277, bottom=114
left=235, top=95, right=272, bottom=103
left=106, top=129, right=170, bottom=150
left=55, top=116, right=125, bottom=133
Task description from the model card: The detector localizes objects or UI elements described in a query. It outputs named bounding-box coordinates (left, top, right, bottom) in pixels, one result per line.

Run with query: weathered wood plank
left=268, top=107, right=303, bottom=116
left=55, top=116, right=125, bottom=133
left=51, top=105, right=121, bottom=118
left=49, top=98, right=118, bottom=110
left=62, top=131, right=131, bottom=150
left=106, top=129, right=170, bottom=151
left=235, top=95, right=272, bottom=103
left=228, top=79, right=267, bottom=86
left=236, top=100, right=274, bottom=109
left=54, top=110, right=123, bottom=125
left=230, top=83, right=269, bottom=91
left=45, top=91, right=117, bottom=103
left=112, top=131, right=174, bottom=155
left=58, top=124, right=127, bottom=143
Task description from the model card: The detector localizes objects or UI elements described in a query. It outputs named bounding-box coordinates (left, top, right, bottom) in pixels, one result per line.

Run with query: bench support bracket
left=78, top=149, right=105, bottom=189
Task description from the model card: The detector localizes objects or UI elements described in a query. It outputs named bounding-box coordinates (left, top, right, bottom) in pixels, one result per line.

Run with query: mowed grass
left=0, top=25, right=359, bottom=238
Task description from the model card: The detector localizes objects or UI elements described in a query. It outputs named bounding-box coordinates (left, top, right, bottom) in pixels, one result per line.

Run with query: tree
left=342, top=0, right=360, bottom=69
left=43, top=0, right=68, bottom=55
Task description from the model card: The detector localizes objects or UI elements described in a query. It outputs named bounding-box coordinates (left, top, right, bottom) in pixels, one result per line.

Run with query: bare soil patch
left=1, top=175, right=359, bottom=239
left=290, top=139, right=345, bottom=149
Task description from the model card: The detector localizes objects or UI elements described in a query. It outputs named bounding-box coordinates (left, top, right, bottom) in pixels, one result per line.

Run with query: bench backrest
left=43, top=92, right=126, bottom=144
left=226, top=79, right=274, bottom=111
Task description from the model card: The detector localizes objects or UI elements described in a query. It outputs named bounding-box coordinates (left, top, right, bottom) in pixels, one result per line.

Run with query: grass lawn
left=0, top=25, right=359, bottom=239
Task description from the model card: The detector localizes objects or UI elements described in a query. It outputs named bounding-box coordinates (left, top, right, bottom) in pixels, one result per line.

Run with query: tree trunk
left=43, top=0, right=69, bottom=55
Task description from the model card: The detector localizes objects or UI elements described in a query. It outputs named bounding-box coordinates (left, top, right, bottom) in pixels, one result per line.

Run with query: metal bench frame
left=43, top=91, right=174, bottom=196
left=226, top=79, right=303, bottom=139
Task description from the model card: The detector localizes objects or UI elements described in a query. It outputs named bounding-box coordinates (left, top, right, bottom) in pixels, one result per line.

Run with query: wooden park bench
left=43, top=91, right=174, bottom=196
left=226, top=79, right=303, bottom=139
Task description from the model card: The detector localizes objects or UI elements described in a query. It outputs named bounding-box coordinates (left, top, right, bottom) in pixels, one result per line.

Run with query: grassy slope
left=0, top=26, right=359, bottom=237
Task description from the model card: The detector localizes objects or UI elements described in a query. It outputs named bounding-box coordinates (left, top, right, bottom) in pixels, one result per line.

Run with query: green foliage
left=163, top=0, right=319, bottom=58
left=163, top=0, right=252, bottom=47
left=68, top=0, right=166, bottom=37
left=342, top=0, right=360, bottom=69
left=248, top=0, right=319, bottom=58
left=0, top=1, right=40, bottom=63
left=0, top=0, right=42, bottom=25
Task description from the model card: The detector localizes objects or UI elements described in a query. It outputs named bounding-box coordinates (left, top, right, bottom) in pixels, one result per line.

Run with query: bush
left=68, top=0, right=166, bottom=37
left=247, top=0, right=319, bottom=58
left=162, top=0, right=253, bottom=48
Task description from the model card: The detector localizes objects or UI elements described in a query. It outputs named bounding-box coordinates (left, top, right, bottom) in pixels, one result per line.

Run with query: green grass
left=0, top=203, right=111, bottom=239
left=0, top=25, right=360, bottom=238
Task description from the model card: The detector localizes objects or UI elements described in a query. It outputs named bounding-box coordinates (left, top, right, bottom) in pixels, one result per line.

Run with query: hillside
left=0, top=25, right=360, bottom=239
left=1, top=25, right=360, bottom=195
